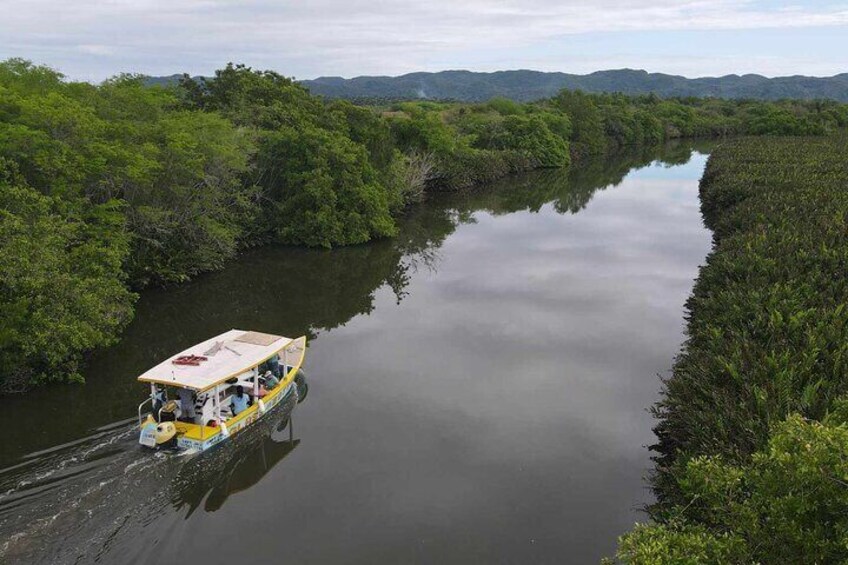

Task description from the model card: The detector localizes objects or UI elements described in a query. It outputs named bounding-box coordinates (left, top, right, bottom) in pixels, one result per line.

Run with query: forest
left=612, top=136, right=848, bottom=563
left=2, top=58, right=848, bottom=392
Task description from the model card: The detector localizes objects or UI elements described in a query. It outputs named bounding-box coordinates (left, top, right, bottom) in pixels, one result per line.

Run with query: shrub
left=257, top=125, right=397, bottom=247
left=0, top=162, right=135, bottom=389
left=614, top=521, right=744, bottom=565
left=618, top=412, right=848, bottom=564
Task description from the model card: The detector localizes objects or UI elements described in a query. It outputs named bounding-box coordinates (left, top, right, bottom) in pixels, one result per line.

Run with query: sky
left=1, top=0, right=846, bottom=81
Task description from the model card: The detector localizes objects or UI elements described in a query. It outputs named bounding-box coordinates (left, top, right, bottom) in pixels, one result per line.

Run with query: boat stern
left=138, top=415, right=178, bottom=449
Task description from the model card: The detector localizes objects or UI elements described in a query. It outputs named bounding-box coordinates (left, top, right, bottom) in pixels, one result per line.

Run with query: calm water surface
left=0, top=143, right=714, bottom=564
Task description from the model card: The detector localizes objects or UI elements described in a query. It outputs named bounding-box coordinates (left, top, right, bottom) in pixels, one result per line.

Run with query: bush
left=618, top=412, right=848, bottom=564
left=474, top=115, right=569, bottom=167
left=614, top=521, right=744, bottom=565
left=0, top=162, right=135, bottom=389
left=257, top=125, right=397, bottom=247
left=124, top=109, right=257, bottom=285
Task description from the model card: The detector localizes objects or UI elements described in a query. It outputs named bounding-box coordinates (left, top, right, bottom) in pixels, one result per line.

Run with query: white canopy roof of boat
left=137, top=329, right=293, bottom=392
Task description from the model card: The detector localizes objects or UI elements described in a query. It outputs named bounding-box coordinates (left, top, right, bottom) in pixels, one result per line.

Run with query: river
left=0, top=141, right=714, bottom=564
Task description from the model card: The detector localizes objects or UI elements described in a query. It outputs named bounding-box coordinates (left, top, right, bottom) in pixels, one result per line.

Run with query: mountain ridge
left=144, top=68, right=848, bottom=102
left=299, top=68, right=848, bottom=102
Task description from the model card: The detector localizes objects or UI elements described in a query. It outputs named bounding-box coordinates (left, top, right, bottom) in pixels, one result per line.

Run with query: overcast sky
left=1, top=0, right=846, bottom=81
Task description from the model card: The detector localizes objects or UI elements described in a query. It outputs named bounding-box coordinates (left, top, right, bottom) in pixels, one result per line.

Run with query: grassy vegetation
left=612, top=136, right=848, bottom=563
left=2, top=57, right=847, bottom=391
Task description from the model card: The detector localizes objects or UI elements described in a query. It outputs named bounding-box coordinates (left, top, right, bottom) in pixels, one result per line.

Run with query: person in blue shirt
left=231, top=385, right=251, bottom=416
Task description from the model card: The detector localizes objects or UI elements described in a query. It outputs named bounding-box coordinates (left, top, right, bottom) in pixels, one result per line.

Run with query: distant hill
left=143, top=74, right=198, bottom=87
left=144, top=69, right=848, bottom=102
left=298, top=69, right=848, bottom=102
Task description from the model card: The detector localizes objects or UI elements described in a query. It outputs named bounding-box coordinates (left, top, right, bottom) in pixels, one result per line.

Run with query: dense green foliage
left=179, top=65, right=404, bottom=247
left=0, top=60, right=409, bottom=389
left=0, top=160, right=135, bottom=390
left=618, top=411, right=848, bottom=564
left=614, top=136, right=848, bottom=563
left=299, top=69, right=848, bottom=103
left=381, top=94, right=847, bottom=187
left=0, top=60, right=258, bottom=286
left=2, top=57, right=847, bottom=391
left=547, top=91, right=848, bottom=156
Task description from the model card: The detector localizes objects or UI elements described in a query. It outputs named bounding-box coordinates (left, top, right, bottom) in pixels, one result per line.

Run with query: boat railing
left=138, top=397, right=152, bottom=426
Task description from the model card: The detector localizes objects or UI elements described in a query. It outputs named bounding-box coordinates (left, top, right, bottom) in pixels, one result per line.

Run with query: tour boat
left=137, top=329, right=307, bottom=453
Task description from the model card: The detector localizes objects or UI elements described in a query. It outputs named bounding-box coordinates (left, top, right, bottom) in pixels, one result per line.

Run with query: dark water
left=0, top=142, right=714, bottom=564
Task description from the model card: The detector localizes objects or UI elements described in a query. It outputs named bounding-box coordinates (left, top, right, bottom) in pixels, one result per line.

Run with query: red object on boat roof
left=172, top=354, right=208, bottom=366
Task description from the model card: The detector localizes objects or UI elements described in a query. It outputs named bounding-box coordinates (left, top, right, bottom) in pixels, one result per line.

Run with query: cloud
left=0, top=0, right=846, bottom=80
left=76, top=44, right=115, bottom=56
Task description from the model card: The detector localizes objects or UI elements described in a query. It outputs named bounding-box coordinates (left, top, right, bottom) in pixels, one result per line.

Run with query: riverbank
left=614, top=135, right=848, bottom=563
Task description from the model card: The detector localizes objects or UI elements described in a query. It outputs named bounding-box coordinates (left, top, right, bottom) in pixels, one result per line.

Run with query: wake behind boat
left=137, top=330, right=307, bottom=453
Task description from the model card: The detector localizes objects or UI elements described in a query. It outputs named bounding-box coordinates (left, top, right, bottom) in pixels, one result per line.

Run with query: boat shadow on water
left=171, top=390, right=301, bottom=516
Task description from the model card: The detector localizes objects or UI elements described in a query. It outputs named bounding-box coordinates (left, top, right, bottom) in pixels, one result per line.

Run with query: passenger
left=267, top=354, right=281, bottom=378
left=177, top=388, right=196, bottom=422
left=231, top=385, right=251, bottom=416
left=153, top=386, right=167, bottom=421
left=263, top=370, right=280, bottom=390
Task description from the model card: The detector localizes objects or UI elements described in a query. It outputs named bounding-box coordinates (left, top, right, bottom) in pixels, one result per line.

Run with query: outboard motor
left=140, top=400, right=180, bottom=449
left=139, top=420, right=178, bottom=449
left=154, top=421, right=178, bottom=449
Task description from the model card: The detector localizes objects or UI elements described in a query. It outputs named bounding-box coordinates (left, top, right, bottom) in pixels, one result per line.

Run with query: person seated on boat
left=177, top=388, right=197, bottom=423
left=153, top=386, right=167, bottom=421
left=267, top=353, right=281, bottom=378
left=262, top=369, right=280, bottom=391
left=231, top=385, right=252, bottom=416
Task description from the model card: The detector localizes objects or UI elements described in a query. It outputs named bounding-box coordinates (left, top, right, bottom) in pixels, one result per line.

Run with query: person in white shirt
left=177, top=388, right=196, bottom=422
left=231, top=386, right=251, bottom=416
